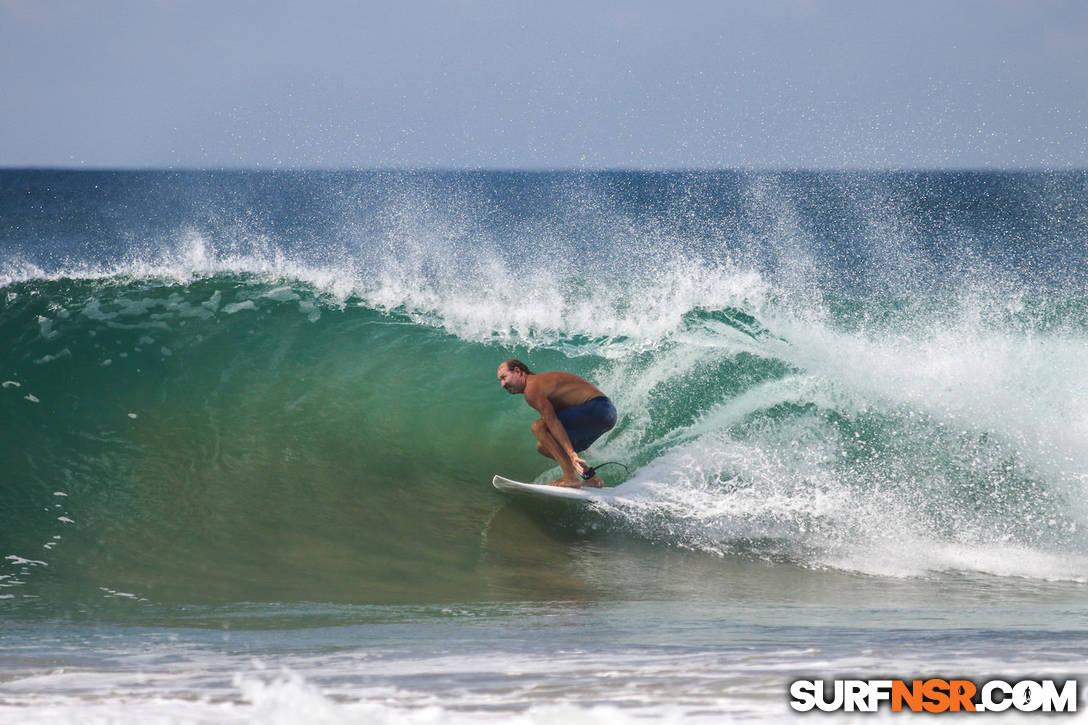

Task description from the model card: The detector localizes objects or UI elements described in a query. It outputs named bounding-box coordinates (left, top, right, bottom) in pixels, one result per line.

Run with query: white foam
left=202, top=289, right=223, bottom=312
left=595, top=309, right=1088, bottom=582
left=0, top=655, right=773, bottom=724
left=0, top=699, right=687, bottom=725
left=5, top=555, right=47, bottom=566
left=3, top=227, right=771, bottom=354
left=262, top=287, right=301, bottom=302
left=223, top=300, right=257, bottom=314
left=770, top=302, right=1088, bottom=525
left=33, top=348, right=70, bottom=364
left=1, top=638, right=1081, bottom=725
left=36, top=316, right=56, bottom=339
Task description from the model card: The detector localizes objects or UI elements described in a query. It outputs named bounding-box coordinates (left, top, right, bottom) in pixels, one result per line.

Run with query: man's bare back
left=523, top=371, right=604, bottom=412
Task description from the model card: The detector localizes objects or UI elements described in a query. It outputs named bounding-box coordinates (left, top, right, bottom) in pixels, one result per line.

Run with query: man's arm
left=524, top=386, right=587, bottom=473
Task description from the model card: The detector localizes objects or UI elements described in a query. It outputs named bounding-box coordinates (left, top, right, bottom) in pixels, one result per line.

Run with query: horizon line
left=2, top=164, right=1086, bottom=174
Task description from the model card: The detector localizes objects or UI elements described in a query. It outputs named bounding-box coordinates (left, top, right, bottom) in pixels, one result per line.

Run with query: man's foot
left=582, top=475, right=604, bottom=488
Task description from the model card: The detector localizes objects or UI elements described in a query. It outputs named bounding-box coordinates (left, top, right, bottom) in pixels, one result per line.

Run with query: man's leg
left=531, top=419, right=581, bottom=485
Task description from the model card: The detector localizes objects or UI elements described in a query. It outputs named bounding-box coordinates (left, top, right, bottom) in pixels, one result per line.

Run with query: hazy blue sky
left=2, top=0, right=1086, bottom=169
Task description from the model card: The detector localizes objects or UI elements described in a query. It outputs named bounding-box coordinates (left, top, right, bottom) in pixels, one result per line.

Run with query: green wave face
left=1, top=276, right=566, bottom=606
left=5, top=272, right=1088, bottom=611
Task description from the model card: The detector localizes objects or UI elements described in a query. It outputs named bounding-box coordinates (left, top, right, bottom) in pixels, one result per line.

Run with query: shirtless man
left=497, top=358, right=617, bottom=488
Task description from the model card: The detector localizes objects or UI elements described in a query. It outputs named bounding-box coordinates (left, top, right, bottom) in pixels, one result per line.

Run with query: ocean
left=2, top=169, right=1087, bottom=721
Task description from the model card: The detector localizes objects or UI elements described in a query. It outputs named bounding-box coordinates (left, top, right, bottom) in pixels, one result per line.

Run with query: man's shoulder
left=523, top=372, right=566, bottom=405
left=525, top=372, right=555, bottom=394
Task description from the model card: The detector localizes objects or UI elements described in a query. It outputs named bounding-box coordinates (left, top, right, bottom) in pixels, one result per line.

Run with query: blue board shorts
left=556, top=396, right=617, bottom=453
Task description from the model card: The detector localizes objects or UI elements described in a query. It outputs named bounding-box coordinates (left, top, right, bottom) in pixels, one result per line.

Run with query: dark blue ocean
left=2, top=169, right=1088, bottom=721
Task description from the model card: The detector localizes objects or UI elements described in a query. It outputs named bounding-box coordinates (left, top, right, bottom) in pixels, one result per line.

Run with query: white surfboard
left=492, top=475, right=612, bottom=502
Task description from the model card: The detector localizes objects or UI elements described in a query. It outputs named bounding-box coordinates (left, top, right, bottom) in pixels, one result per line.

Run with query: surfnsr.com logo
left=789, top=679, right=1078, bottom=713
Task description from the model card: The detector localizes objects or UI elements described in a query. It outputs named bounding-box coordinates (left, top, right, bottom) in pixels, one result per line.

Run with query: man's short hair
left=502, top=358, right=533, bottom=375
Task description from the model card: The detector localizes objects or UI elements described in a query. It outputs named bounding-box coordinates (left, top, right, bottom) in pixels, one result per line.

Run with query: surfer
left=497, top=358, right=617, bottom=488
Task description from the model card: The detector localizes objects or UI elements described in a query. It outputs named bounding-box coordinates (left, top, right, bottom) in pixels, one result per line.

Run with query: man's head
left=497, top=358, right=532, bottom=394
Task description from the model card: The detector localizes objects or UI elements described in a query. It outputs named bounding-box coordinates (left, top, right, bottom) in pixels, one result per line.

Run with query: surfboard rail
left=492, top=475, right=609, bottom=501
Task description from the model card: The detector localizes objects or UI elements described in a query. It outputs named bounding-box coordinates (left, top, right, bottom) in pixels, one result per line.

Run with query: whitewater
left=2, top=169, right=1088, bottom=721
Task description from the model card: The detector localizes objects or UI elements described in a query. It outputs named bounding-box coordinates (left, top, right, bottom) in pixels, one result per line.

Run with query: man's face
left=497, top=365, right=526, bottom=394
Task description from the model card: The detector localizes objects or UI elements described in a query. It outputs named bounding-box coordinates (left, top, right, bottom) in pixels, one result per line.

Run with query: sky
left=1, top=0, right=1087, bottom=170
